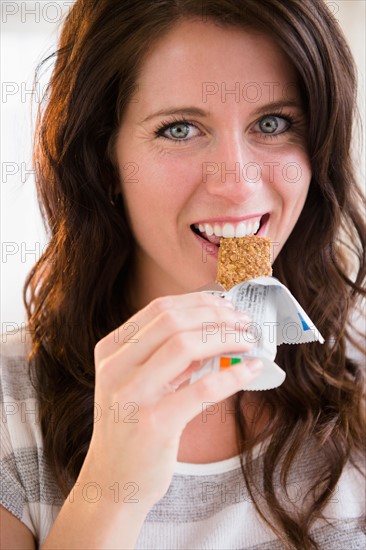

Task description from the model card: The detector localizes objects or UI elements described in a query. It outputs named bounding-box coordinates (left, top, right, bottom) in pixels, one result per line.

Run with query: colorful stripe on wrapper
left=219, top=356, right=242, bottom=368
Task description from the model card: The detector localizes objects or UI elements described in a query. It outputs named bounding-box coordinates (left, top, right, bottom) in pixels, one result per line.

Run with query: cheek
left=261, top=149, right=312, bottom=254
left=119, top=153, right=201, bottom=227
left=263, top=148, right=311, bottom=201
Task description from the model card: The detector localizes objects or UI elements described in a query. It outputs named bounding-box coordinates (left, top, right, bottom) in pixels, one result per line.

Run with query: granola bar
left=216, top=236, right=272, bottom=290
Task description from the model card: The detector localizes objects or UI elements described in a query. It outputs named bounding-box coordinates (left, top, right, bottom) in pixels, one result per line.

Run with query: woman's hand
left=83, top=292, right=261, bottom=512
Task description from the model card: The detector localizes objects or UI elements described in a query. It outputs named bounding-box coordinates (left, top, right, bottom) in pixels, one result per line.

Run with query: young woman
left=1, top=1, right=365, bottom=549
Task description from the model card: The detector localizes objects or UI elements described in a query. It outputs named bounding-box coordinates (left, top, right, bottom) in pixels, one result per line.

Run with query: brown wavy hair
left=24, top=0, right=365, bottom=548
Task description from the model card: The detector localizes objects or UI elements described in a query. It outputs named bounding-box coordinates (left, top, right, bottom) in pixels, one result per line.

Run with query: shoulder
left=0, top=326, right=32, bottom=362
left=346, top=299, right=365, bottom=366
left=0, top=327, right=41, bottom=457
left=0, top=329, right=62, bottom=545
left=0, top=328, right=36, bottom=402
left=310, top=458, right=366, bottom=549
left=0, top=327, right=40, bottom=447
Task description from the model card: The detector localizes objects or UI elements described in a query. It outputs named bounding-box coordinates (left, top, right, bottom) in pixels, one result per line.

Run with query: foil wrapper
left=190, top=277, right=324, bottom=391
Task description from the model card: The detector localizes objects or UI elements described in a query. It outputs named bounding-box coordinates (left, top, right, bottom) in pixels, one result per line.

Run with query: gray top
left=1, top=328, right=365, bottom=549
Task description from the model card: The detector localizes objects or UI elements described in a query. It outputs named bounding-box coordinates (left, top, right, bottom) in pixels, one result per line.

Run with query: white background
left=1, top=1, right=365, bottom=328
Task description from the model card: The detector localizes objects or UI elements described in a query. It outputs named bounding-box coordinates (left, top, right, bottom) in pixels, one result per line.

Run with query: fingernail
left=246, top=359, right=263, bottom=372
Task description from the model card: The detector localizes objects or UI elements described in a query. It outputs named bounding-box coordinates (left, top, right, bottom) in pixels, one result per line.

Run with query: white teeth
left=214, top=224, right=222, bottom=237
left=204, top=223, right=214, bottom=236
left=235, top=222, right=247, bottom=238
left=222, top=223, right=235, bottom=238
left=253, top=221, right=260, bottom=233
left=194, top=216, right=263, bottom=238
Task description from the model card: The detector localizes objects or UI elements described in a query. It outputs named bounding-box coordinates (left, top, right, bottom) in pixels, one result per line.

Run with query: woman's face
left=115, top=19, right=311, bottom=303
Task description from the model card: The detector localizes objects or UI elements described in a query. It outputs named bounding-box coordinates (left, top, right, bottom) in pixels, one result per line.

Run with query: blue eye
left=168, top=123, right=190, bottom=139
left=155, top=119, right=201, bottom=141
left=257, top=115, right=291, bottom=134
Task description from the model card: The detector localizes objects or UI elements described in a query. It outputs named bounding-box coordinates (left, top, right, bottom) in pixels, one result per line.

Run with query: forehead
left=133, top=19, right=299, bottom=107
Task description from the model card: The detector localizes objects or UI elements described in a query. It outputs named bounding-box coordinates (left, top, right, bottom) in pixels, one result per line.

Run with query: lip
left=191, top=213, right=267, bottom=225
left=192, top=230, right=220, bottom=258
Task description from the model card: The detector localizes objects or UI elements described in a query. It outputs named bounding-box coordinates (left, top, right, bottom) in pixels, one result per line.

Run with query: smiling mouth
left=190, top=213, right=269, bottom=245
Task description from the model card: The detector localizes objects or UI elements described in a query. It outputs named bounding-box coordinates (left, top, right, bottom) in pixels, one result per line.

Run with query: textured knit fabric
left=1, top=328, right=365, bottom=549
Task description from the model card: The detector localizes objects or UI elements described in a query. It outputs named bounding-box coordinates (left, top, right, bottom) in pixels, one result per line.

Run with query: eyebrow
left=252, top=99, right=303, bottom=116
left=141, top=107, right=209, bottom=123
left=141, top=100, right=303, bottom=123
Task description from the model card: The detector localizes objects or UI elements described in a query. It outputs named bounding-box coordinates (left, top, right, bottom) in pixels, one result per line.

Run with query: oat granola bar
left=216, top=236, right=272, bottom=290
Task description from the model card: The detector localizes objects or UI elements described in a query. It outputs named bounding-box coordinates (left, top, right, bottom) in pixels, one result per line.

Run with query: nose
left=202, top=135, right=261, bottom=203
